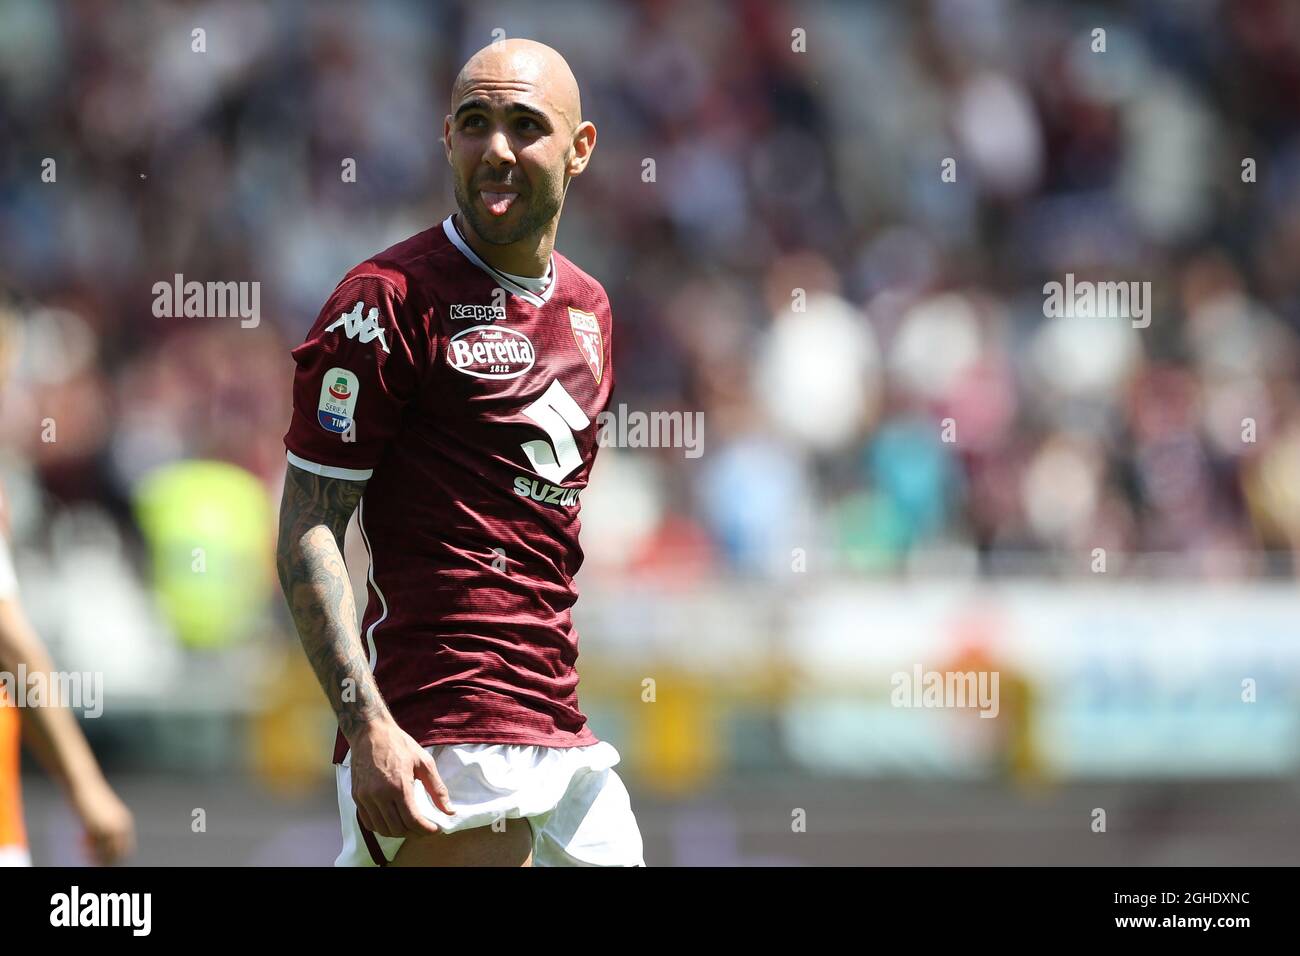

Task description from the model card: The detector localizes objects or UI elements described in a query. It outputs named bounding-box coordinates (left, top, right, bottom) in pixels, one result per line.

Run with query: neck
left=454, top=212, right=556, bottom=277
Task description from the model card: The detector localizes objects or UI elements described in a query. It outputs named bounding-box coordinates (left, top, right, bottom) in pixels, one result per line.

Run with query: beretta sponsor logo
left=449, top=303, right=507, bottom=323
left=447, top=326, right=536, bottom=379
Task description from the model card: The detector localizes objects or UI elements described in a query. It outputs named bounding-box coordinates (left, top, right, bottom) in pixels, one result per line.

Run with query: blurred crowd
left=3, top=0, right=1300, bottom=626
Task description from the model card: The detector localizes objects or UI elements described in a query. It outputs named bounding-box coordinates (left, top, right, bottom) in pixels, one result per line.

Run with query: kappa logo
left=449, top=303, right=507, bottom=323
left=569, top=307, right=603, bottom=383
left=326, top=301, right=390, bottom=353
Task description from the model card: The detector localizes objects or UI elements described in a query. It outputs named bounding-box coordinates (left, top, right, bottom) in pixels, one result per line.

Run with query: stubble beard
left=454, top=173, right=564, bottom=247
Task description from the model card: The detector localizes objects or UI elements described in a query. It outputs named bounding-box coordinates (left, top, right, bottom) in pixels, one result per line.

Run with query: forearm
left=0, top=600, right=107, bottom=795
left=275, top=468, right=393, bottom=741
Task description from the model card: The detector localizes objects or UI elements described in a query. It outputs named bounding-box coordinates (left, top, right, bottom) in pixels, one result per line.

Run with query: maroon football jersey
left=283, top=215, right=614, bottom=760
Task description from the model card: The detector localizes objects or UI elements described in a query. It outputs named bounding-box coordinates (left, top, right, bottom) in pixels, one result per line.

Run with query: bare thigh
left=391, top=817, right=534, bottom=867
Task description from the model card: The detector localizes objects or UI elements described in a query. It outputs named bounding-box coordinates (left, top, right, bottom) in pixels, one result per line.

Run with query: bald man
left=278, top=39, right=644, bottom=867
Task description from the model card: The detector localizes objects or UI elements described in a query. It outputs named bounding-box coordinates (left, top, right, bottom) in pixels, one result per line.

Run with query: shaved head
left=452, top=38, right=583, bottom=136
left=443, top=39, right=596, bottom=271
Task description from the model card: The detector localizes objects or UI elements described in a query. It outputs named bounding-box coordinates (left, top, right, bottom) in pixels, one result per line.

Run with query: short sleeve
left=283, top=271, right=429, bottom=480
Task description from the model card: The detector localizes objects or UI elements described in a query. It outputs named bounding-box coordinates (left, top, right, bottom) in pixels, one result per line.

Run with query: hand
left=71, top=779, right=135, bottom=866
left=350, top=719, right=455, bottom=838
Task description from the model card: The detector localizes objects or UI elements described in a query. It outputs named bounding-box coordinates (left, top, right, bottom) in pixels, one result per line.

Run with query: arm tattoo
left=276, top=465, right=390, bottom=739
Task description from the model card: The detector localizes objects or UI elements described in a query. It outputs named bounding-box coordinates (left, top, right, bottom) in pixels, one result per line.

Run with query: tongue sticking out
left=481, top=191, right=518, bottom=217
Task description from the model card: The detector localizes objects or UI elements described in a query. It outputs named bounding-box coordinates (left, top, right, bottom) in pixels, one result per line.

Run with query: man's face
left=445, top=90, right=571, bottom=246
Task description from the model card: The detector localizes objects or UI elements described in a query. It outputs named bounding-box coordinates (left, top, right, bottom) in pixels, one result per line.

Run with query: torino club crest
left=568, top=307, right=603, bottom=383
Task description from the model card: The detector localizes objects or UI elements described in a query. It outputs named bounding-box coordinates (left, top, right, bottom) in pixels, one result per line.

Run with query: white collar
left=442, top=215, right=557, bottom=307
left=498, top=261, right=552, bottom=296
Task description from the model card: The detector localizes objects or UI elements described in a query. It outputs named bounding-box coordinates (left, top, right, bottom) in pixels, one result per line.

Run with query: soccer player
left=0, top=497, right=136, bottom=867
left=277, top=38, right=644, bottom=866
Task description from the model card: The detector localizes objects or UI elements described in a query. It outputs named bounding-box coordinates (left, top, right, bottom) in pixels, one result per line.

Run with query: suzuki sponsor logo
left=513, top=476, right=581, bottom=508
left=447, top=326, right=536, bottom=379
left=449, top=303, right=507, bottom=323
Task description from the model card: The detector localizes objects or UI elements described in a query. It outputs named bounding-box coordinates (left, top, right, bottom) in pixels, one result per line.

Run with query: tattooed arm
left=274, top=465, right=382, bottom=736
left=276, top=464, right=453, bottom=836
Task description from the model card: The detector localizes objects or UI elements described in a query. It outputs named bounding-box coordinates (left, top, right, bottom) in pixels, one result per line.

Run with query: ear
left=566, top=121, right=597, bottom=177
left=442, top=114, right=454, bottom=165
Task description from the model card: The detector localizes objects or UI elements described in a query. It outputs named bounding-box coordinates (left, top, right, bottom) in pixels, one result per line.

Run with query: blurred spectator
left=1, top=0, right=1299, bottom=649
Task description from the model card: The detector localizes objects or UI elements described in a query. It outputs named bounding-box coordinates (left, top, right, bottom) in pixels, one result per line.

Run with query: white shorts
left=0, top=845, right=31, bottom=867
left=335, top=740, right=644, bottom=867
